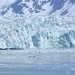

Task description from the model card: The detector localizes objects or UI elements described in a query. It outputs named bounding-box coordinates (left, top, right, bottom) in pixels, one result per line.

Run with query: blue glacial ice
left=0, top=15, right=75, bottom=49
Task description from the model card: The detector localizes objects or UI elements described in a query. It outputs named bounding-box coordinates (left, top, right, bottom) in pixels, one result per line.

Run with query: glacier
left=0, top=15, right=75, bottom=49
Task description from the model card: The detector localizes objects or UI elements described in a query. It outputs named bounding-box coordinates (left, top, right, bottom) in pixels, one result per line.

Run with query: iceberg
left=0, top=15, right=75, bottom=49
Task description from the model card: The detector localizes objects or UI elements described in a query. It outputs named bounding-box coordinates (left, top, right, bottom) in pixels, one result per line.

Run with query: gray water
left=0, top=62, right=75, bottom=75
left=0, top=49, right=75, bottom=75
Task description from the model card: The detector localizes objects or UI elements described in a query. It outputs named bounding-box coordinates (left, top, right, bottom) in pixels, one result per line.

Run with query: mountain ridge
left=0, top=0, right=75, bottom=16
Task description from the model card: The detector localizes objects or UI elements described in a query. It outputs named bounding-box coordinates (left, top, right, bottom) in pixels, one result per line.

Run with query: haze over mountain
left=0, top=0, right=75, bottom=16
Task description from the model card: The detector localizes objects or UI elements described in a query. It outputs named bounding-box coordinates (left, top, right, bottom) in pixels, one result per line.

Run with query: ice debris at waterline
left=0, top=15, right=75, bottom=49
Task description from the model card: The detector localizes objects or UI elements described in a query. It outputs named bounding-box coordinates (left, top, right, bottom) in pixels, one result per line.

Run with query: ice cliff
left=0, top=15, right=75, bottom=49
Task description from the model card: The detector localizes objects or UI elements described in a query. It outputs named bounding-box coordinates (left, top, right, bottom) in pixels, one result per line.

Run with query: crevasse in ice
left=0, top=15, right=75, bottom=49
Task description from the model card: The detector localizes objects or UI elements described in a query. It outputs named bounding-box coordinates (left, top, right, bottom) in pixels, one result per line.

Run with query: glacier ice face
left=0, top=15, right=75, bottom=49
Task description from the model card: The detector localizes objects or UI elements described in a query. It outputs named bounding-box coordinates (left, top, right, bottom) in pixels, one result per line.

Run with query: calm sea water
left=0, top=49, right=75, bottom=75
left=0, top=62, right=75, bottom=75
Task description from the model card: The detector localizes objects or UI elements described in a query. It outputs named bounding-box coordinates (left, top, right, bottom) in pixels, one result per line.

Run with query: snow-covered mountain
left=0, top=0, right=75, bottom=16
left=0, top=0, right=75, bottom=49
